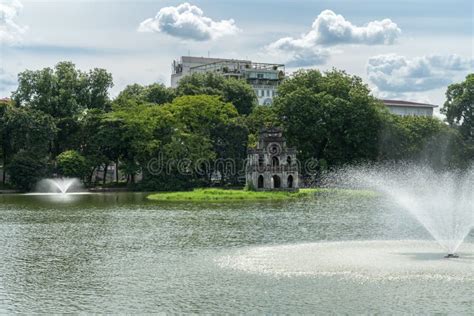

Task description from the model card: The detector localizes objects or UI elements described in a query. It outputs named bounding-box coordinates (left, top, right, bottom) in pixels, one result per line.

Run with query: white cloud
left=367, top=54, right=473, bottom=93
left=138, top=2, right=240, bottom=41
left=265, top=38, right=331, bottom=67
left=264, top=10, right=401, bottom=67
left=0, top=0, right=27, bottom=45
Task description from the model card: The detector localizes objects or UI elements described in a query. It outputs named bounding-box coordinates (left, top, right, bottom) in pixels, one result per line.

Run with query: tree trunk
left=2, top=151, right=7, bottom=185
left=115, top=160, right=119, bottom=184
left=103, top=163, right=108, bottom=186
left=87, top=167, right=96, bottom=186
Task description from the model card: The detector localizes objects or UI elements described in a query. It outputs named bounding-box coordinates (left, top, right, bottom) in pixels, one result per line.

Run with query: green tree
left=57, top=150, right=88, bottom=179
left=245, top=105, right=280, bottom=147
left=107, top=102, right=176, bottom=185
left=442, top=74, right=473, bottom=159
left=12, top=61, right=113, bottom=157
left=7, top=150, right=48, bottom=191
left=13, top=62, right=113, bottom=116
left=1, top=105, right=56, bottom=185
left=165, top=95, right=248, bottom=185
left=379, top=114, right=467, bottom=168
left=274, top=69, right=384, bottom=172
left=87, top=68, right=114, bottom=111
left=176, top=72, right=257, bottom=115
left=114, top=83, right=175, bottom=106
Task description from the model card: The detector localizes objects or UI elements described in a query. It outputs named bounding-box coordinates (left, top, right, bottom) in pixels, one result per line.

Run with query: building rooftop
left=181, top=56, right=250, bottom=64
left=382, top=99, right=438, bottom=108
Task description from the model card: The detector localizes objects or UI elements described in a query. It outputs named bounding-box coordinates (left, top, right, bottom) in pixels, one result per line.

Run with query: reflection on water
left=0, top=193, right=472, bottom=313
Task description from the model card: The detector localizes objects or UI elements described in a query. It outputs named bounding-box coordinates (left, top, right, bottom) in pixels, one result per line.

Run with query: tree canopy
left=176, top=72, right=257, bottom=115
left=115, top=83, right=175, bottom=106
left=13, top=61, right=113, bottom=117
left=442, top=74, right=473, bottom=160
left=1, top=61, right=471, bottom=191
left=274, top=69, right=385, bottom=171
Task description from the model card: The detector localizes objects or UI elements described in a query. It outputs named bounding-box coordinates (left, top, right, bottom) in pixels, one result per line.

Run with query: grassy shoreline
left=147, top=188, right=376, bottom=202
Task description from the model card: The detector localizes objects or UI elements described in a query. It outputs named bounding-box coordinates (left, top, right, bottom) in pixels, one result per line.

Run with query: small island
left=147, top=188, right=318, bottom=201
left=147, top=188, right=378, bottom=202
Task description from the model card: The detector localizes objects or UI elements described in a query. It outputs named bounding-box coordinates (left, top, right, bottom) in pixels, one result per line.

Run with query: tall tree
left=274, top=69, right=384, bottom=172
left=1, top=106, right=56, bottom=187
left=442, top=74, right=473, bottom=158
left=12, top=61, right=113, bottom=157
left=114, top=83, right=175, bottom=106
left=379, top=115, right=466, bottom=168
left=165, top=95, right=248, bottom=184
left=176, top=72, right=257, bottom=115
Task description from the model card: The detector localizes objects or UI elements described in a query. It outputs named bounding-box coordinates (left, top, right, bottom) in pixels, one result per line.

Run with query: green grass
left=314, top=188, right=379, bottom=198
left=147, top=187, right=377, bottom=202
left=147, top=188, right=318, bottom=202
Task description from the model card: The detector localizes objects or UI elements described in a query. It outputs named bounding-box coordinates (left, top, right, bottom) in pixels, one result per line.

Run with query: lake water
left=0, top=192, right=472, bottom=313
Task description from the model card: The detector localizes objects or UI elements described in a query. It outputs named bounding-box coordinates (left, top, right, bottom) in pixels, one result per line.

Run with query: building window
left=257, top=73, right=264, bottom=79
left=272, top=156, right=279, bottom=167
left=266, top=90, right=270, bottom=97
left=288, top=175, right=294, bottom=188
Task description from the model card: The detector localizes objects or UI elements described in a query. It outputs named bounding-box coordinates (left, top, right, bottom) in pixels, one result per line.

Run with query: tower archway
left=272, top=175, right=281, bottom=188
left=258, top=175, right=264, bottom=189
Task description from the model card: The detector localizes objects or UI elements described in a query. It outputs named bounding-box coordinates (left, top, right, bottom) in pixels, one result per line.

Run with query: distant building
left=246, top=128, right=299, bottom=191
left=171, top=56, right=285, bottom=105
left=382, top=99, right=437, bottom=117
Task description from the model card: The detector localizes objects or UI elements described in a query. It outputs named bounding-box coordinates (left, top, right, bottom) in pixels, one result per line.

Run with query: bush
left=57, top=150, right=88, bottom=179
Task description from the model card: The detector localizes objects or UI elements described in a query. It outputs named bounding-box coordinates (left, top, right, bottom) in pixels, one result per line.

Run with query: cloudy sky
left=1, top=0, right=472, bottom=113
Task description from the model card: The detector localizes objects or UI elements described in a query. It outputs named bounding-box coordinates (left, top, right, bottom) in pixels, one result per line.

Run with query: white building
left=171, top=56, right=285, bottom=105
left=382, top=99, right=437, bottom=117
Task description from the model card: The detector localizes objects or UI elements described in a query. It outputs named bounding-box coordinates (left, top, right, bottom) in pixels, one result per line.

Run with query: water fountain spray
left=325, top=163, right=473, bottom=258
left=35, top=178, right=82, bottom=194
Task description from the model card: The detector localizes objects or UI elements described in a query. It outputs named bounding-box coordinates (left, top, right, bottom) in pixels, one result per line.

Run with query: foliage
left=6, top=150, right=48, bottom=191
left=12, top=62, right=113, bottom=158
left=163, top=95, right=248, bottom=185
left=115, top=83, right=175, bottom=106
left=274, top=69, right=384, bottom=172
left=379, top=114, right=468, bottom=168
left=3, top=61, right=471, bottom=191
left=176, top=72, right=257, bottom=115
left=57, top=150, right=88, bottom=179
left=0, top=105, right=56, bottom=184
left=245, top=105, right=280, bottom=147
left=442, top=74, right=474, bottom=160
left=13, top=61, right=113, bottom=117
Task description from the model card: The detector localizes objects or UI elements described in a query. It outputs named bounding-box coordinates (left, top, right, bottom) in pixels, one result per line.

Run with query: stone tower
left=246, top=128, right=299, bottom=191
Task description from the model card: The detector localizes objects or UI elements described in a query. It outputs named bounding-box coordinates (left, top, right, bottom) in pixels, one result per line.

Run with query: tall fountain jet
left=333, top=164, right=473, bottom=258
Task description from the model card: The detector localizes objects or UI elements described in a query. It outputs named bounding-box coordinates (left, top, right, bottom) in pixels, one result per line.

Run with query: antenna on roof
left=208, top=51, right=210, bottom=58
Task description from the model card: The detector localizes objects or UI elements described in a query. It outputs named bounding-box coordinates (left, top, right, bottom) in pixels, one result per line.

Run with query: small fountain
left=330, top=163, right=473, bottom=258
left=34, top=178, right=84, bottom=195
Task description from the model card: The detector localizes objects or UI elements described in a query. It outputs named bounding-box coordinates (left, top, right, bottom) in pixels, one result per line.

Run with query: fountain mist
left=324, top=164, right=473, bottom=256
left=36, top=178, right=82, bottom=194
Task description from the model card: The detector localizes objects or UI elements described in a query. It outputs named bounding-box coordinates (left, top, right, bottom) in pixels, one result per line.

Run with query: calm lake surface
left=0, top=192, right=472, bottom=313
